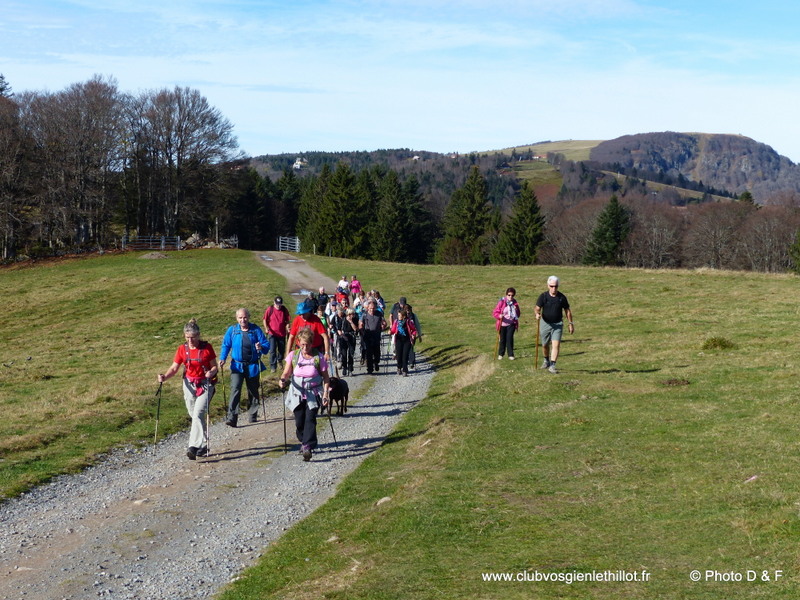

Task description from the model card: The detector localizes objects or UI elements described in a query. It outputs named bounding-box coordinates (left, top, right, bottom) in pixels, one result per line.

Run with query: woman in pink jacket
left=493, top=287, right=520, bottom=360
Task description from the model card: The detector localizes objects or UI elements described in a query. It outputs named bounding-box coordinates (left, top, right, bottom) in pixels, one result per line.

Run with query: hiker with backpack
left=359, top=299, right=387, bottom=374
left=493, top=287, right=520, bottom=360
left=332, top=305, right=359, bottom=376
left=263, top=296, right=290, bottom=373
left=157, top=318, right=218, bottom=460
left=219, top=308, right=270, bottom=427
left=278, top=327, right=331, bottom=461
left=286, top=299, right=331, bottom=358
left=534, top=275, right=574, bottom=374
left=390, top=308, right=418, bottom=376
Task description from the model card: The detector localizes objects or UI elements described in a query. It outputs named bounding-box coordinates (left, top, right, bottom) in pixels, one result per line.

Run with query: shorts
left=540, top=320, right=563, bottom=345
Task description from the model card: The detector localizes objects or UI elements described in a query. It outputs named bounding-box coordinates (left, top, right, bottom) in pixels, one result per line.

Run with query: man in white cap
left=534, top=276, right=574, bottom=374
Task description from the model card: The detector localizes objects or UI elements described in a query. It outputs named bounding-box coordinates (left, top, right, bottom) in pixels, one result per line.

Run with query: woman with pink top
left=492, top=287, right=520, bottom=360
left=278, top=328, right=331, bottom=461
left=349, top=274, right=362, bottom=303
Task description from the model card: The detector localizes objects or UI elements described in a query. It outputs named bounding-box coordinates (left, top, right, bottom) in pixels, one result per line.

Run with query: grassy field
left=506, top=140, right=604, bottom=161
left=219, top=257, right=800, bottom=600
left=0, top=250, right=288, bottom=496
left=3, top=251, right=800, bottom=598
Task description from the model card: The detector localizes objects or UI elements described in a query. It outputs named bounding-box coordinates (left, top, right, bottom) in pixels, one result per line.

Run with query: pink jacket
left=493, top=298, right=520, bottom=331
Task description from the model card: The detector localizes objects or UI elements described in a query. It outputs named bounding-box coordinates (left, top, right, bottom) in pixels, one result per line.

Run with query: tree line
left=3, top=74, right=800, bottom=272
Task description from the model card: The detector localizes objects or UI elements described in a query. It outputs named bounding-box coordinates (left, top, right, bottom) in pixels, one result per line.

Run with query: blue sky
left=4, top=0, right=800, bottom=161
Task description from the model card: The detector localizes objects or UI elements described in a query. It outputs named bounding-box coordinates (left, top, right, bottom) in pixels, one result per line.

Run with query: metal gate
left=278, top=236, right=300, bottom=252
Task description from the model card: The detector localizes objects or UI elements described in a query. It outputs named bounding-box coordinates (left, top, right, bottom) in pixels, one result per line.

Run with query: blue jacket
left=220, top=324, right=269, bottom=376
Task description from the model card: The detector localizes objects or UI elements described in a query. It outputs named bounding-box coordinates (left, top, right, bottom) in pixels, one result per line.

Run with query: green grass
left=219, top=259, right=800, bottom=600
left=3, top=252, right=800, bottom=599
left=0, top=249, right=288, bottom=496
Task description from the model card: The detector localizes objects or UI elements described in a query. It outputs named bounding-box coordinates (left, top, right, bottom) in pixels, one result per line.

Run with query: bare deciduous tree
left=682, top=202, right=755, bottom=269
left=736, top=205, right=800, bottom=272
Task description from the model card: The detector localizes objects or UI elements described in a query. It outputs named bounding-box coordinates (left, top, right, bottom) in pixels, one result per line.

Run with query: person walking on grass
left=219, top=308, right=269, bottom=427
left=278, top=328, right=331, bottom=461
left=157, top=319, right=218, bottom=460
left=534, top=276, right=574, bottom=374
left=493, top=287, right=520, bottom=360
left=263, top=296, right=290, bottom=373
left=349, top=274, right=362, bottom=303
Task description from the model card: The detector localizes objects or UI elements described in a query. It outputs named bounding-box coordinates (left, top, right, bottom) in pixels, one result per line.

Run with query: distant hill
left=588, top=132, right=800, bottom=203
left=250, top=132, right=800, bottom=206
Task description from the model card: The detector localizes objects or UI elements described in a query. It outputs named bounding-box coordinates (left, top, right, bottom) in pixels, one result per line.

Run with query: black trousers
left=498, top=325, right=516, bottom=358
left=395, top=334, right=412, bottom=373
left=293, top=400, right=319, bottom=449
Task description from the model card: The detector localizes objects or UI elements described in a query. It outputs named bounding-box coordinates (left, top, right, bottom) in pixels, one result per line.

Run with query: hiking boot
left=508, top=356, right=515, bottom=361
left=249, top=413, right=258, bottom=424
left=225, top=417, right=237, bottom=428
left=548, top=364, right=558, bottom=374
left=187, top=447, right=198, bottom=460
left=541, top=358, right=550, bottom=369
left=497, top=355, right=503, bottom=360
left=301, top=445, right=312, bottom=462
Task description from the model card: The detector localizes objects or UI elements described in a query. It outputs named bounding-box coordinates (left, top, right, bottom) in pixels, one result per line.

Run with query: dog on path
left=328, top=377, right=349, bottom=415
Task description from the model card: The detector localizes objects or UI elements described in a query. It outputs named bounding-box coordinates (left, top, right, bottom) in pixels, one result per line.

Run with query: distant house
left=293, top=157, right=308, bottom=170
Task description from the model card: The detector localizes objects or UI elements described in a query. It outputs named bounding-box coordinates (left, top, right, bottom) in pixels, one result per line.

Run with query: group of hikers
left=156, top=272, right=574, bottom=464
left=493, top=275, right=574, bottom=374
left=157, top=274, right=422, bottom=462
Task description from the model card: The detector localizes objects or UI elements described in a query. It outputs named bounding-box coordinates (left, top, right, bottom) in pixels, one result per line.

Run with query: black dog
left=327, top=377, right=350, bottom=415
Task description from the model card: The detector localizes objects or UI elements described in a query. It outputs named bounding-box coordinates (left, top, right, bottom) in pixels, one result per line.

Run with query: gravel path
left=0, top=253, right=433, bottom=600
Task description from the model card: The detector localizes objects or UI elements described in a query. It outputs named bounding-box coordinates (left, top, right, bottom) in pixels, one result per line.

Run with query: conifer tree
left=0, top=74, right=11, bottom=98
left=583, top=195, right=631, bottom=266
left=434, top=166, right=492, bottom=264
left=371, top=170, right=406, bottom=262
left=491, top=181, right=545, bottom=265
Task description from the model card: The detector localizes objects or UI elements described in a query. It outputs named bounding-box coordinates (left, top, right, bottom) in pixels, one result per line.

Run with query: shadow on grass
left=421, top=344, right=472, bottom=371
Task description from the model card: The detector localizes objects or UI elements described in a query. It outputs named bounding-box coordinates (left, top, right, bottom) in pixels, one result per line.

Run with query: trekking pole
left=493, top=325, right=500, bottom=359
left=205, top=382, right=211, bottom=458
left=534, top=317, right=541, bottom=369
left=281, top=388, right=288, bottom=454
left=324, top=396, right=338, bottom=449
left=258, top=363, right=268, bottom=424
left=153, top=382, right=163, bottom=451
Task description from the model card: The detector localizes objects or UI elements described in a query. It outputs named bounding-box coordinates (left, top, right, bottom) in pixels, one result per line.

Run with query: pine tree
left=491, top=181, right=545, bottom=264
left=0, top=74, right=11, bottom=98
left=434, top=166, right=492, bottom=264
left=583, top=195, right=631, bottom=266
left=371, top=170, right=406, bottom=262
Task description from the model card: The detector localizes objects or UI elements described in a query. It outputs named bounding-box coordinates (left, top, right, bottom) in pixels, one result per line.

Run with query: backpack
left=292, top=348, right=321, bottom=372
left=184, top=342, right=218, bottom=384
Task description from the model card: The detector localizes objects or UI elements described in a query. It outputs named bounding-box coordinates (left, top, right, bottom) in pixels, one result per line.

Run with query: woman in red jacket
left=157, top=318, right=218, bottom=460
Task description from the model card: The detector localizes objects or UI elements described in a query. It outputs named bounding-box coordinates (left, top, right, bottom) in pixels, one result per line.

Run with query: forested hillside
left=4, top=73, right=800, bottom=272
left=590, top=132, right=800, bottom=203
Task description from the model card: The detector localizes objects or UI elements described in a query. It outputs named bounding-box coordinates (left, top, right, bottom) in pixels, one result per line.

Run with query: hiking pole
left=493, top=325, right=500, bottom=359
left=323, top=395, right=338, bottom=449
left=205, top=382, right=211, bottom=458
left=534, top=316, right=541, bottom=369
left=258, top=364, right=268, bottom=424
left=153, top=382, right=163, bottom=451
left=281, top=388, right=288, bottom=454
